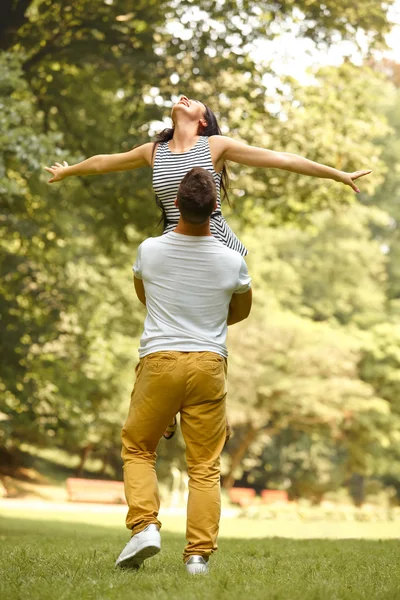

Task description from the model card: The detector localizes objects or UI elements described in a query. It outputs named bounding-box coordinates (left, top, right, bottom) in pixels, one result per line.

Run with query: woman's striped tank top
left=152, top=136, right=248, bottom=256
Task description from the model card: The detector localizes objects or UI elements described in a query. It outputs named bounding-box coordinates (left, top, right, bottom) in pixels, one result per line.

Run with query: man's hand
left=336, top=169, right=372, bottom=193
left=134, top=275, right=146, bottom=306
left=44, top=161, right=69, bottom=183
left=227, top=289, right=252, bottom=326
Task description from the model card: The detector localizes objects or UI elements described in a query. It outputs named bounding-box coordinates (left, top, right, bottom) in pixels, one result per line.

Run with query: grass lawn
left=1, top=510, right=400, bottom=600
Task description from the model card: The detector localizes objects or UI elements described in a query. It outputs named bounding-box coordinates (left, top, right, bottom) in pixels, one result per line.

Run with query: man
left=115, top=167, right=252, bottom=574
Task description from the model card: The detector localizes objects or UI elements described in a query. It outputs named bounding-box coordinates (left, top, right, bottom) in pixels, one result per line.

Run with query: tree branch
left=0, top=0, right=33, bottom=51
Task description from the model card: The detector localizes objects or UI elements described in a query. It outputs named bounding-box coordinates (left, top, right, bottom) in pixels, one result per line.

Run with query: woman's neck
left=169, top=122, right=199, bottom=153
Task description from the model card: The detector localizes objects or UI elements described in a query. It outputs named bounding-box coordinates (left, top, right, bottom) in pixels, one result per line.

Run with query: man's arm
left=227, top=289, right=252, bottom=326
left=133, top=275, right=146, bottom=306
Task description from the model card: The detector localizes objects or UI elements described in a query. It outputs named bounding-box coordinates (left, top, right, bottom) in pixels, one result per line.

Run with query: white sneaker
left=185, top=555, right=209, bottom=575
left=115, top=524, right=161, bottom=569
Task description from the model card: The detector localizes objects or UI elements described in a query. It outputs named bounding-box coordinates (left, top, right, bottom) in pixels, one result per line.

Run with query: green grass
left=1, top=512, right=400, bottom=600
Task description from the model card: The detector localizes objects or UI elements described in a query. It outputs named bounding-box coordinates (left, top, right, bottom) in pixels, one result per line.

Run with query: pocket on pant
left=196, top=353, right=225, bottom=376
left=144, top=353, right=178, bottom=374
left=135, top=360, right=144, bottom=377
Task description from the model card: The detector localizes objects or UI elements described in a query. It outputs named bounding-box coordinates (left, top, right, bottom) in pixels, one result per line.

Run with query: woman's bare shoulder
left=140, top=142, right=156, bottom=164
left=208, top=135, right=231, bottom=148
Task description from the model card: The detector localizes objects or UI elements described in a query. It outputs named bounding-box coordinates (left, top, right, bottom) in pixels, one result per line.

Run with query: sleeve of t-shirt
left=132, top=244, right=143, bottom=279
left=234, top=256, right=252, bottom=294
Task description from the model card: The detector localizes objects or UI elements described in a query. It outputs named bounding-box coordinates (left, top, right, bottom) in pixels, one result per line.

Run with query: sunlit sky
left=250, top=1, right=400, bottom=84
left=383, top=0, right=400, bottom=60
left=167, top=1, right=400, bottom=85
left=148, top=2, right=400, bottom=132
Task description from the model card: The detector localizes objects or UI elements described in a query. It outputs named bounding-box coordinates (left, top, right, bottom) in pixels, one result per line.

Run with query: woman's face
left=171, top=95, right=206, bottom=125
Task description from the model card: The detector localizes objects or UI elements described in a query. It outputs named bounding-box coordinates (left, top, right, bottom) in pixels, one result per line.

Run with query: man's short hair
left=177, top=167, right=217, bottom=224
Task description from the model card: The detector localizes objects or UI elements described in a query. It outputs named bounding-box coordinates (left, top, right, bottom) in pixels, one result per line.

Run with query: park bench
left=66, top=478, right=126, bottom=504
left=228, top=487, right=256, bottom=506
left=228, top=488, right=288, bottom=506
left=261, top=490, right=289, bottom=504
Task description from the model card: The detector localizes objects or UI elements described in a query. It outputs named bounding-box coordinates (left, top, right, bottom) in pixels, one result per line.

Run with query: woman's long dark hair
left=152, top=104, right=230, bottom=230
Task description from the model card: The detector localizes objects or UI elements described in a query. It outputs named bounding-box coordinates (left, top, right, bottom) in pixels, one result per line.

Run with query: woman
left=45, top=95, right=371, bottom=256
left=45, top=95, right=371, bottom=438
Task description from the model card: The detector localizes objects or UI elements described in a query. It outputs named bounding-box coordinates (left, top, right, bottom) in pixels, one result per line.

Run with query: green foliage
left=363, top=78, right=400, bottom=302
left=1, top=1, right=394, bottom=243
left=1, top=0, right=400, bottom=502
left=357, top=324, right=400, bottom=481
left=242, top=205, right=388, bottom=326
left=242, top=430, right=349, bottom=500
left=229, top=63, right=390, bottom=227
left=0, top=52, right=142, bottom=460
left=226, top=308, right=391, bottom=493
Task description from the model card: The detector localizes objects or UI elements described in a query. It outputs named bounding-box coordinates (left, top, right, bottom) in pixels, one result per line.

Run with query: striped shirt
left=152, top=136, right=248, bottom=256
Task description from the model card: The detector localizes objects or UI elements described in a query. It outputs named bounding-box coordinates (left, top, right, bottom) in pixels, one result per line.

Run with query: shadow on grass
left=4, top=449, right=123, bottom=485
left=0, top=515, right=182, bottom=544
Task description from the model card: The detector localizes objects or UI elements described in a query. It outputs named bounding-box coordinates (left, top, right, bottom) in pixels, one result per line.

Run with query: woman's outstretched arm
left=211, top=136, right=371, bottom=193
left=44, top=142, right=154, bottom=183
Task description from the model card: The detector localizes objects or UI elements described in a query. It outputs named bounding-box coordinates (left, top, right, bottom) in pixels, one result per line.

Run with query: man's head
left=175, top=167, right=217, bottom=225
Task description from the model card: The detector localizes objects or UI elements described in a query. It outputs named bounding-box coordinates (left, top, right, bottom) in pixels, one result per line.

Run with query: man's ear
left=174, top=197, right=178, bottom=208
left=214, top=200, right=218, bottom=210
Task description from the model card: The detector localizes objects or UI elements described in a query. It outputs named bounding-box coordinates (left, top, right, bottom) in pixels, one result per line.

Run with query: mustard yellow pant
left=121, top=350, right=227, bottom=561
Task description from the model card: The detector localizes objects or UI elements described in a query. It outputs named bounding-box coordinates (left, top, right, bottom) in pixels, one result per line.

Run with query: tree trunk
left=222, top=422, right=259, bottom=491
left=100, top=452, right=110, bottom=476
left=75, top=444, right=93, bottom=478
left=349, top=473, right=365, bottom=507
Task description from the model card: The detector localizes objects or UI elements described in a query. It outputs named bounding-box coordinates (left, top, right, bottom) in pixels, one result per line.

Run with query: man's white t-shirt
left=133, top=232, right=251, bottom=358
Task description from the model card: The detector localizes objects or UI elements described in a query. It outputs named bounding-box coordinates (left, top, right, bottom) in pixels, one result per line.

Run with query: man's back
left=134, top=231, right=251, bottom=358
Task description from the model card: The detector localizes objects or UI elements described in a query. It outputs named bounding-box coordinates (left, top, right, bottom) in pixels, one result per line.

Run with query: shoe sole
left=116, top=543, right=160, bottom=569
left=186, top=565, right=209, bottom=575
left=163, top=417, right=177, bottom=440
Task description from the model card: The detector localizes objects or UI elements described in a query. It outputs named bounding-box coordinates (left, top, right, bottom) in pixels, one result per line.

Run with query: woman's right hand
left=44, top=161, right=69, bottom=183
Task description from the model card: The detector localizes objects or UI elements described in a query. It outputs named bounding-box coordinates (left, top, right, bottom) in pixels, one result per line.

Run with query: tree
left=0, top=1, right=394, bottom=245
left=1, top=0, right=397, bottom=494
left=362, top=60, right=400, bottom=303
left=223, top=63, right=390, bottom=232
left=0, top=53, right=142, bottom=472
left=358, top=323, right=400, bottom=484
left=223, top=308, right=390, bottom=497
left=240, top=205, right=388, bottom=327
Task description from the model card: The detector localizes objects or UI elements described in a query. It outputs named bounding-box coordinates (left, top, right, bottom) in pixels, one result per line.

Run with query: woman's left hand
left=337, top=169, right=372, bottom=193
left=44, top=160, right=69, bottom=183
